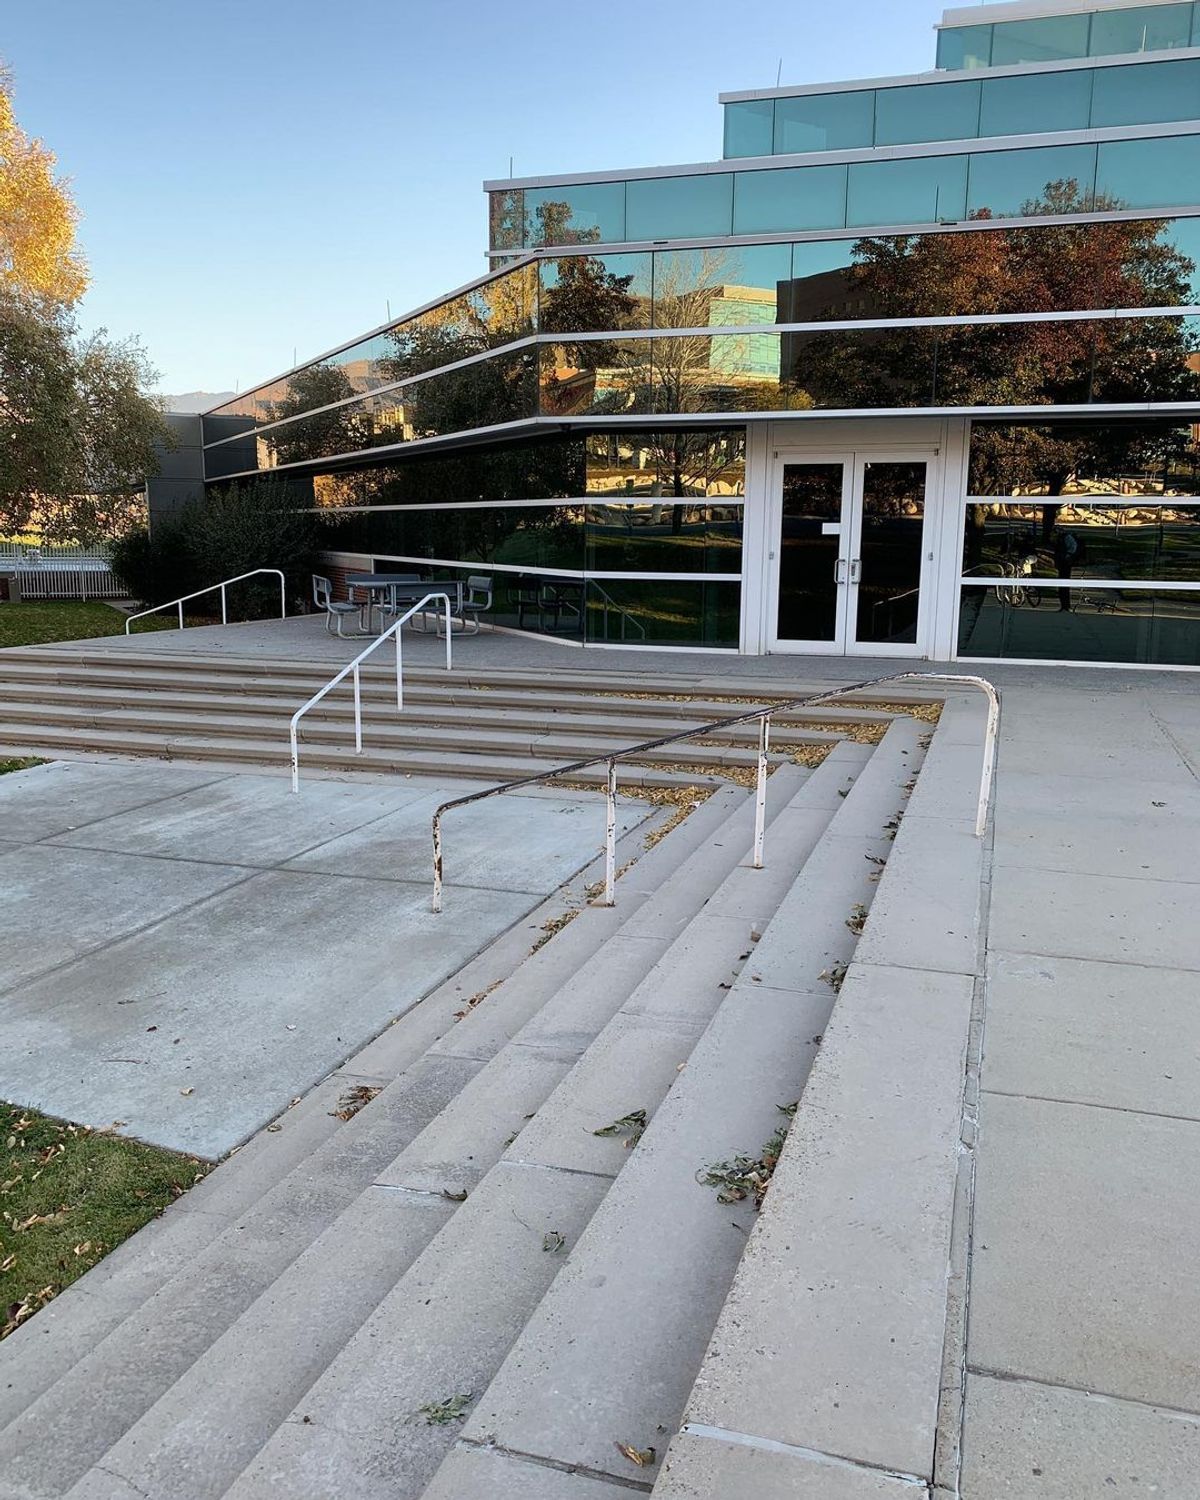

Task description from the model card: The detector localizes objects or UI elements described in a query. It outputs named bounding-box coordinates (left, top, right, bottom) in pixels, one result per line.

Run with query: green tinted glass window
left=1097, top=133, right=1200, bottom=209
left=584, top=578, right=741, bottom=647
left=1091, top=57, right=1200, bottom=127
left=773, top=90, right=874, bottom=153
left=936, top=24, right=993, bottom=70
left=979, top=68, right=1094, bottom=137
left=724, top=99, right=774, bottom=158
left=874, top=81, right=981, bottom=146
left=958, top=585, right=1200, bottom=665
left=846, top=154, right=967, bottom=227
left=1090, top=3, right=1194, bottom=56
left=967, top=143, right=1097, bottom=218
left=733, top=164, right=848, bottom=234
left=990, top=13, right=1092, bottom=65
left=652, top=243, right=791, bottom=327
left=626, top=174, right=733, bottom=240
left=526, top=183, right=625, bottom=245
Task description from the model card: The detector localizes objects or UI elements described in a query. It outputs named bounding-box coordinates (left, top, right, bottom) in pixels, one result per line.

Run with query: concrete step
left=4, top=643, right=942, bottom=701
left=0, top=787, right=739, bottom=1439
left=205, top=746, right=871, bottom=1500
left=654, top=710, right=986, bottom=1498
left=0, top=724, right=729, bottom=789
left=0, top=701, right=837, bottom=768
left=0, top=775, right=801, bottom=1499
left=417, top=717, right=926, bottom=1498
left=0, top=678, right=875, bottom=746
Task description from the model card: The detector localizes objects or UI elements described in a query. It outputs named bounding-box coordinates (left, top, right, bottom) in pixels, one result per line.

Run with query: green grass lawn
left=0, top=600, right=198, bottom=649
left=1, top=1102, right=209, bottom=1339
left=0, top=758, right=45, bottom=775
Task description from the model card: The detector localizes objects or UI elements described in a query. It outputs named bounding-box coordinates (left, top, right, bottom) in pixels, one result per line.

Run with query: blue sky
left=4, top=0, right=942, bottom=394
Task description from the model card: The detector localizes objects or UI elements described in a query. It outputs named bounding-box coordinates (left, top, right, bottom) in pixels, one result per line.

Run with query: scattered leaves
left=329, top=1084, right=382, bottom=1122
left=698, top=1103, right=799, bottom=1210
left=845, top=904, right=868, bottom=935
left=819, top=961, right=848, bottom=994
left=542, top=1230, right=565, bottom=1254
left=453, top=980, right=500, bottom=1022
left=418, top=1392, right=473, bottom=1425
left=529, top=908, right=580, bottom=955
left=441, top=1188, right=468, bottom=1203
left=615, top=1442, right=657, bottom=1467
left=592, top=1109, right=648, bottom=1149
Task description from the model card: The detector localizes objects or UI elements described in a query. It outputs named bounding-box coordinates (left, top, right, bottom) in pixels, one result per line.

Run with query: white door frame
left=766, top=444, right=940, bottom=657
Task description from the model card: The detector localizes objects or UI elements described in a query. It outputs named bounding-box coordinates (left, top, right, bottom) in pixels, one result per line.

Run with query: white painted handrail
left=430, top=671, right=999, bottom=913
left=124, top=568, right=286, bottom=633
left=289, top=592, right=452, bottom=792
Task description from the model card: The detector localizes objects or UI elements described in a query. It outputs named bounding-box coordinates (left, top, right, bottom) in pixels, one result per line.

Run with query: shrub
left=110, top=520, right=198, bottom=607
left=111, top=481, right=319, bottom=619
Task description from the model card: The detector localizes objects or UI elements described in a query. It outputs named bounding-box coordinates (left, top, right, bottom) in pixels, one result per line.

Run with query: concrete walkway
left=959, top=675, right=1200, bottom=1496
left=0, top=760, right=649, bottom=1158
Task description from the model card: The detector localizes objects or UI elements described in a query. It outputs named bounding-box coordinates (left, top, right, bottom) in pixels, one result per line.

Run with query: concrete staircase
left=0, top=673, right=988, bottom=1500
left=0, top=646, right=898, bottom=788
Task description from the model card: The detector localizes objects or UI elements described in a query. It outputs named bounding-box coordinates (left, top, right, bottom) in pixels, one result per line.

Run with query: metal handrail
left=430, top=671, right=999, bottom=913
left=124, top=568, right=287, bottom=633
left=289, top=591, right=452, bottom=792
left=591, top=582, right=647, bottom=641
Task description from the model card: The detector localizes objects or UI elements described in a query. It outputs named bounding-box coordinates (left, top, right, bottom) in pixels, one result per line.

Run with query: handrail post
left=444, top=594, right=452, bottom=670
left=604, top=758, right=617, bottom=907
left=353, top=665, right=362, bottom=754
left=290, top=720, right=300, bottom=795
left=278, top=571, right=286, bottom=620
left=220, top=584, right=227, bottom=626
left=432, top=810, right=444, bottom=914
left=753, top=713, right=770, bottom=869
left=395, top=629, right=403, bottom=711
left=177, top=600, right=184, bottom=629
left=976, top=681, right=1000, bottom=836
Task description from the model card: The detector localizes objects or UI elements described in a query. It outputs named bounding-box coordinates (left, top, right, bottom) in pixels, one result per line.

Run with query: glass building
left=196, top=0, right=1200, bottom=667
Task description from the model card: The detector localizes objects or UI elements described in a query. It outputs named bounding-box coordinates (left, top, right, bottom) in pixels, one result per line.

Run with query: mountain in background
left=162, top=391, right=235, bottom=413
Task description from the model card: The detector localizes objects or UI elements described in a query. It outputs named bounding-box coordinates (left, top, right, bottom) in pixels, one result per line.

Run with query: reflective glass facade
left=490, top=135, right=1200, bottom=250
left=958, top=419, right=1200, bottom=663
left=938, top=2, right=1200, bottom=70
left=724, top=56, right=1200, bottom=158
left=205, top=0, right=1200, bottom=666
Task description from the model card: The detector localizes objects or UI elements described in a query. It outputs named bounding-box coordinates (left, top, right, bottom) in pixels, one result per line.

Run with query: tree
left=0, top=67, right=87, bottom=303
left=0, top=289, right=166, bottom=542
left=788, top=181, right=1200, bottom=522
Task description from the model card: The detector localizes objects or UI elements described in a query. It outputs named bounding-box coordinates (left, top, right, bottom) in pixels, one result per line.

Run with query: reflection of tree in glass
left=262, top=364, right=374, bottom=470
left=789, top=182, right=1200, bottom=420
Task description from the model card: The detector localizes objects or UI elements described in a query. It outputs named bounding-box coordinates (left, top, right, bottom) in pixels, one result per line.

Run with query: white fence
left=0, top=542, right=114, bottom=564
left=3, top=558, right=126, bottom=601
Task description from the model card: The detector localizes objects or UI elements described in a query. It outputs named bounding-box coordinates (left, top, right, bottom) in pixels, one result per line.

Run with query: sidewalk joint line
left=980, top=1087, right=1200, bottom=1126
left=679, top=1424, right=929, bottom=1486
left=967, top=1366, right=1200, bottom=1424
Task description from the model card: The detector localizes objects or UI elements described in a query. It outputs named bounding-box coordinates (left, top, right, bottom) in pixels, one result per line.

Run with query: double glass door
left=770, top=451, right=934, bottom=655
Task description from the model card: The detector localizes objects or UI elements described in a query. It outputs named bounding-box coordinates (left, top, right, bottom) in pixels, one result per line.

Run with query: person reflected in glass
left=1053, top=525, right=1082, bottom=611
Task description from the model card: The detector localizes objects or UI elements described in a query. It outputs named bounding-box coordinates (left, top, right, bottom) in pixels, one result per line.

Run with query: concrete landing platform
left=0, top=760, right=649, bottom=1157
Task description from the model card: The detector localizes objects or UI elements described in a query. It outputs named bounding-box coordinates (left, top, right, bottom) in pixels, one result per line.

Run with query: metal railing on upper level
left=430, top=671, right=999, bottom=913
left=124, top=569, right=287, bottom=633
left=289, top=592, right=453, bottom=792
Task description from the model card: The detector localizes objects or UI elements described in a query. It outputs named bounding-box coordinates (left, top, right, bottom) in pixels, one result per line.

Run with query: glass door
left=770, top=458, right=853, bottom=653
left=847, top=458, right=931, bottom=654
left=770, top=450, right=934, bottom=655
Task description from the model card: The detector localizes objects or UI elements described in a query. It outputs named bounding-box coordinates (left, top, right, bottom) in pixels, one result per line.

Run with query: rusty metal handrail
left=430, top=671, right=999, bottom=913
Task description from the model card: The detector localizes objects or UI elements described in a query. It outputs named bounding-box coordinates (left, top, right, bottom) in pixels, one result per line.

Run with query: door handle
left=849, top=558, right=862, bottom=583
left=834, top=558, right=847, bottom=584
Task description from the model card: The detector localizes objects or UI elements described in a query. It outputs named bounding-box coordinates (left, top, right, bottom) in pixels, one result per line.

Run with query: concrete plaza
left=0, top=760, right=650, bottom=1157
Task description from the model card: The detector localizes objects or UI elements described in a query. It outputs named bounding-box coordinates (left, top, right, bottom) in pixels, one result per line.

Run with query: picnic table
left=344, top=574, right=464, bottom=634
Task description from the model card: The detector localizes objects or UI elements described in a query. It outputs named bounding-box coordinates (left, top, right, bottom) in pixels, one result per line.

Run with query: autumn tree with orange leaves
left=0, top=66, right=165, bottom=542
